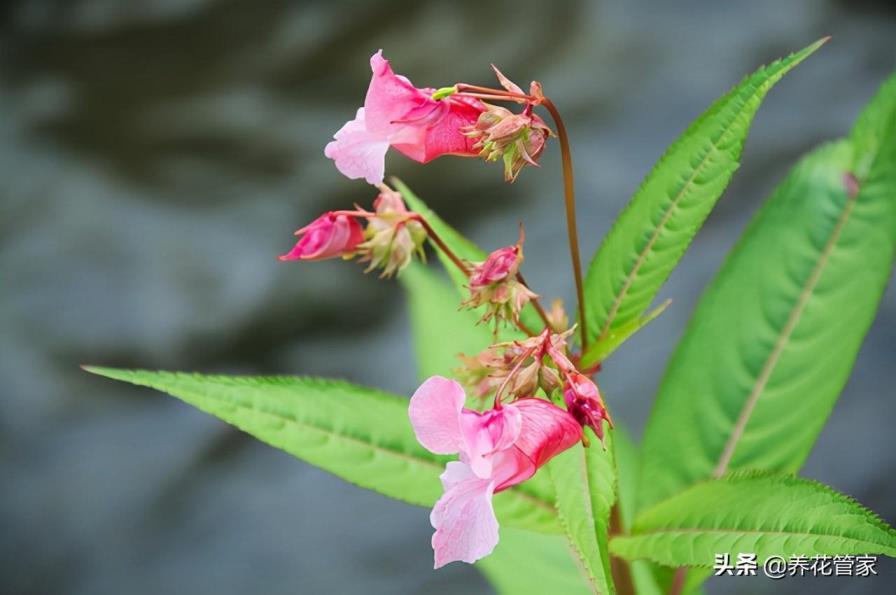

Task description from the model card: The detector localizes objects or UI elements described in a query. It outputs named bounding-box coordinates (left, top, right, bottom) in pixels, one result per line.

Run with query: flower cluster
left=279, top=184, right=425, bottom=278
left=462, top=233, right=538, bottom=328
left=283, top=50, right=614, bottom=569
left=409, top=376, right=581, bottom=567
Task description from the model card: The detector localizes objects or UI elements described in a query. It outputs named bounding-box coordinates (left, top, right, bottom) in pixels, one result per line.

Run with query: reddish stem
left=516, top=272, right=552, bottom=330
left=540, top=97, right=588, bottom=351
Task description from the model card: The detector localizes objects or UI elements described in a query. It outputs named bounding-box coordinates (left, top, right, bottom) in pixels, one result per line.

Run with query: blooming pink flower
left=279, top=212, right=364, bottom=261
left=409, top=376, right=581, bottom=567
left=325, top=51, right=485, bottom=185
left=563, top=372, right=612, bottom=443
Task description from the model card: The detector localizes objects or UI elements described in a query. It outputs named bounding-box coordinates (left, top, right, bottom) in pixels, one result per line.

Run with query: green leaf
left=394, top=177, right=545, bottom=334
left=478, top=527, right=591, bottom=595
left=638, top=72, right=896, bottom=511
left=83, top=367, right=559, bottom=532
left=610, top=472, right=896, bottom=567
left=849, top=72, right=896, bottom=179
left=580, top=300, right=670, bottom=369
left=549, top=433, right=617, bottom=594
left=582, top=39, right=826, bottom=350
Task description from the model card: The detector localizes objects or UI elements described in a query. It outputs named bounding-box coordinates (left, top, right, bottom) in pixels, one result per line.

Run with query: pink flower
left=409, top=376, right=581, bottom=567
left=463, top=238, right=538, bottom=327
left=469, top=245, right=520, bottom=288
left=563, top=372, right=612, bottom=443
left=279, top=212, right=364, bottom=261
left=325, top=51, right=485, bottom=185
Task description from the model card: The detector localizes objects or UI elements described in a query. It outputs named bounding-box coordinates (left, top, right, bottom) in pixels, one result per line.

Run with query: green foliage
left=83, top=367, right=558, bottom=533
left=580, top=300, right=669, bottom=369
left=549, top=434, right=617, bottom=595
left=478, top=527, right=591, bottom=595
left=611, top=472, right=896, bottom=567
left=582, top=39, right=826, bottom=353
left=638, top=72, right=896, bottom=511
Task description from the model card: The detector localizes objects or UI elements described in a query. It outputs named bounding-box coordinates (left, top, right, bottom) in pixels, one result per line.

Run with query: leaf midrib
left=712, top=190, right=858, bottom=477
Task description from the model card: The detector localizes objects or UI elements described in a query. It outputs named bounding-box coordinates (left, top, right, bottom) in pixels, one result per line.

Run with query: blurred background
left=1, top=0, right=894, bottom=593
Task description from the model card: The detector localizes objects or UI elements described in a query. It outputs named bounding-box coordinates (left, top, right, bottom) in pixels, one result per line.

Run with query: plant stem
left=414, top=216, right=470, bottom=275
left=516, top=272, right=552, bottom=329
left=609, top=505, right=636, bottom=595
left=669, top=568, right=687, bottom=595
left=540, top=97, right=588, bottom=351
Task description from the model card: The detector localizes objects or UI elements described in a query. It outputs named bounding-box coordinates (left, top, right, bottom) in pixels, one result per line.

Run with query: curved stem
left=540, top=97, right=588, bottom=351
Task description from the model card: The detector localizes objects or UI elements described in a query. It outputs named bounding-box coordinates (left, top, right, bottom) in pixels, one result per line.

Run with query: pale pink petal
left=458, top=406, right=521, bottom=478
left=430, top=461, right=499, bottom=568
left=409, top=376, right=466, bottom=455
left=324, top=107, right=390, bottom=184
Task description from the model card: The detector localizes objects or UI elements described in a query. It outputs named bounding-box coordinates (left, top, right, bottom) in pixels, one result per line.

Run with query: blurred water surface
left=1, top=1, right=894, bottom=594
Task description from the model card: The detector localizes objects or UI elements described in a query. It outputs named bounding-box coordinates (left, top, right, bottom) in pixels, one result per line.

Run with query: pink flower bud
left=469, top=245, right=521, bottom=288
left=279, top=212, right=364, bottom=262
left=563, top=372, right=612, bottom=443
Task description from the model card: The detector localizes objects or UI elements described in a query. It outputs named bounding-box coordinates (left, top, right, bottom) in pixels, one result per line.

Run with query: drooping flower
left=325, top=51, right=486, bottom=185
left=279, top=212, right=364, bottom=261
left=409, top=376, right=581, bottom=567
left=563, top=372, right=613, bottom=445
left=463, top=236, right=538, bottom=327
left=357, top=184, right=426, bottom=277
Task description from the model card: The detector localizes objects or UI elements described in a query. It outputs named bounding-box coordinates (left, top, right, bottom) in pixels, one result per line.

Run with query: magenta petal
left=430, top=462, right=499, bottom=568
left=324, top=107, right=390, bottom=184
left=512, top=398, right=583, bottom=469
left=365, top=50, right=430, bottom=134
left=409, top=376, right=466, bottom=455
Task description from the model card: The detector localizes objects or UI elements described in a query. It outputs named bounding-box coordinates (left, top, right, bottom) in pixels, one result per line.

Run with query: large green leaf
left=549, top=433, right=617, bottom=594
left=638, top=73, right=896, bottom=511
left=84, top=367, right=558, bottom=532
left=478, top=527, right=591, bottom=595
left=611, top=472, right=896, bottom=567
left=394, top=177, right=545, bottom=334
left=582, top=39, right=826, bottom=355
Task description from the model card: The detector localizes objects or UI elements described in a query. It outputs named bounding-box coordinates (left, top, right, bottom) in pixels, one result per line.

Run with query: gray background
left=1, top=1, right=894, bottom=594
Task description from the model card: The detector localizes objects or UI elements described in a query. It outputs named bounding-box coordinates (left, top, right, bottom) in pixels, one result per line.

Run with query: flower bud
left=358, top=185, right=426, bottom=277
left=463, top=235, right=540, bottom=327
left=563, top=373, right=612, bottom=443
left=279, top=212, right=364, bottom=261
left=465, top=105, right=553, bottom=182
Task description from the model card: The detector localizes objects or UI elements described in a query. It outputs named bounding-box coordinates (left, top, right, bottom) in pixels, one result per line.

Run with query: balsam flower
left=409, top=376, right=581, bottom=567
left=463, top=238, right=538, bottom=327
left=325, top=51, right=485, bottom=185
left=563, top=372, right=613, bottom=444
left=358, top=184, right=426, bottom=277
left=279, top=212, right=364, bottom=261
